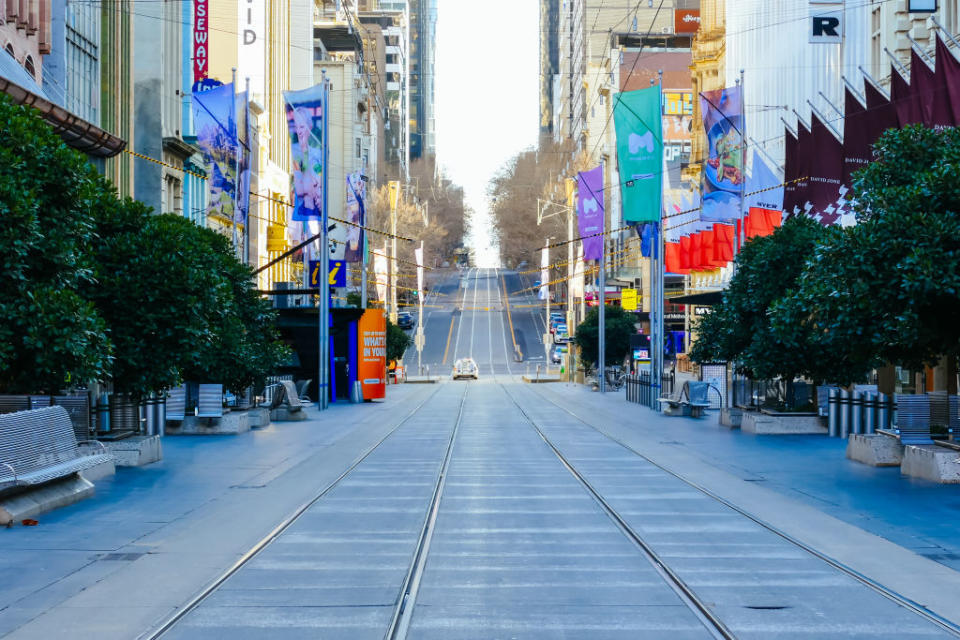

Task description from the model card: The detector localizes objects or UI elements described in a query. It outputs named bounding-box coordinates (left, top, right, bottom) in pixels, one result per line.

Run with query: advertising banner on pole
left=374, top=241, right=389, bottom=303
left=357, top=310, right=386, bottom=400
left=576, top=165, right=604, bottom=261
left=539, top=246, right=549, bottom=301
left=283, top=85, right=325, bottom=221
left=699, top=86, right=743, bottom=222
left=613, top=86, right=662, bottom=223
left=415, top=244, right=424, bottom=303
left=193, top=82, right=239, bottom=221
left=345, top=172, right=366, bottom=262
left=235, top=91, right=251, bottom=225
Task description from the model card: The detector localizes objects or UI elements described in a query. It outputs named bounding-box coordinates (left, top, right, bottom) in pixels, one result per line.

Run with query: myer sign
left=810, top=1, right=843, bottom=44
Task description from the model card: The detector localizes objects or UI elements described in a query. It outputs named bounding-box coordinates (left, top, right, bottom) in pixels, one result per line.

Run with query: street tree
left=573, top=305, right=635, bottom=369
left=0, top=96, right=111, bottom=393
left=690, top=217, right=827, bottom=394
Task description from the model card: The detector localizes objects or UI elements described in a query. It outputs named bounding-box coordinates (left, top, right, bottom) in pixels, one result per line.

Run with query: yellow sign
left=664, top=92, right=693, bottom=116
left=622, top=288, right=638, bottom=311
left=565, top=178, right=576, bottom=208
left=266, top=225, right=286, bottom=252
left=388, top=180, right=401, bottom=212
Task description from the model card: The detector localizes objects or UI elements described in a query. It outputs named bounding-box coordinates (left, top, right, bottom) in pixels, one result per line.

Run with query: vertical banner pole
left=654, top=70, right=665, bottom=410
left=231, top=67, right=239, bottom=257
left=244, top=76, right=251, bottom=266
left=738, top=69, right=747, bottom=259
left=319, top=72, right=331, bottom=410
left=598, top=159, right=606, bottom=394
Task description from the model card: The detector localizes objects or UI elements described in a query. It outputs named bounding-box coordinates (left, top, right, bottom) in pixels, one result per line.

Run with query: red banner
left=193, top=0, right=209, bottom=82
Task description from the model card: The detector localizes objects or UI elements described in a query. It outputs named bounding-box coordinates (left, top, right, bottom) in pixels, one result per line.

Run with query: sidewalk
left=537, top=382, right=960, bottom=572
left=0, top=384, right=434, bottom=640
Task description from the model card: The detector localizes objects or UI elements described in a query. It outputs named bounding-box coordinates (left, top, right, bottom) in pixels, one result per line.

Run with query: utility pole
left=318, top=70, right=331, bottom=410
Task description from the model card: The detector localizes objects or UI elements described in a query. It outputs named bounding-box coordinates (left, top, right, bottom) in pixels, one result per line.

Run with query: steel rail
left=500, top=384, right=735, bottom=640
left=385, top=384, right=469, bottom=640
left=141, top=384, right=448, bottom=640
left=521, top=384, right=960, bottom=639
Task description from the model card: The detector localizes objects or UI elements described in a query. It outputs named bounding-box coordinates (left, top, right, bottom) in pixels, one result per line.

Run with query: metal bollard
left=144, top=394, right=157, bottom=435
left=839, top=389, right=850, bottom=438
left=828, top=389, right=839, bottom=437
left=878, top=392, right=891, bottom=430
left=97, top=392, right=111, bottom=433
left=850, top=390, right=863, bottom=435
left=155, top=392, right=166, bottom=437
left=863, top=392, right=876, bottom=435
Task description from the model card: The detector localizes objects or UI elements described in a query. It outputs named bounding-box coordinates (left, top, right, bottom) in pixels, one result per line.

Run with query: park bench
left=295, top=379, right=312, bottom=404
left=0, top=406, right=112, bottom=493
left=269, top=380, right=304, bottom=414
left=659, top=381, right=712, bottom=418
left=196, top=384, right=224, bottom=419
left=165, top=385, right=187, bottom=421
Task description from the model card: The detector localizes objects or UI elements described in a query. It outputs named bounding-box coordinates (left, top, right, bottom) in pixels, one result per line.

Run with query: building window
left=163, top=173, right=183, bottom=215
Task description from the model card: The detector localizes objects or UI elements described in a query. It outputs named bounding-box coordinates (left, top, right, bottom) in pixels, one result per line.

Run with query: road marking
left=441, top=313, right=456, bottom=365
left=451, top=267, right=472, bottom=362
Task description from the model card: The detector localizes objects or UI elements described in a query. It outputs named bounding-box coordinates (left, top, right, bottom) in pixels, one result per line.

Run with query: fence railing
left=625, top=372, right=675, bottom=409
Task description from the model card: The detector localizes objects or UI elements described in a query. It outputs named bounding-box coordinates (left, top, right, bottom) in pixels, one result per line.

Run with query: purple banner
left=863, top=78, right=898, bottom=146
left=576, top=165, right=604, bottom=261
left=936, top=35, right=960, bottom=126
left=794, top=120, right=813, bottom=217
left=782, top=127, right=798, bottom=217
left=890, top=65, right=921, bottom=127
left=809, top=113, right=843, bottom=225
left=914, top=46, right=953, bottom=128
left=842, top=88, right=871, bottom=188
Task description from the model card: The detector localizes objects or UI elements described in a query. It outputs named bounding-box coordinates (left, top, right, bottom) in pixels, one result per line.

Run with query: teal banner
left=613, top=87, right=663, bottom=223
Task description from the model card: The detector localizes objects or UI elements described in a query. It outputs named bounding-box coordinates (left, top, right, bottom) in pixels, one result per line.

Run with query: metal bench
left=659, top=381, right=712, bottom=418
left=196, top=384, right=224, bottom=419
left=295, top=379, right=312, bottom=404
left=270, top=380, right=304, bottom=413
left=896, top=394, right=933, bottom=445
left=165, top=385, right=187, bottom=421
left=0, top=406, right=112, bottom=493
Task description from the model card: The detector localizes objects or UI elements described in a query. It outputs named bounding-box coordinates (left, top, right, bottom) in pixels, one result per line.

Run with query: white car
left=452, top=358, right=479, bottom=380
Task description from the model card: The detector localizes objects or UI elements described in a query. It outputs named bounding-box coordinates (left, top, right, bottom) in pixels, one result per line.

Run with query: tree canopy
left=574, top=305, right=636, bottom=369
left=0, top=95, right=288, bottom=398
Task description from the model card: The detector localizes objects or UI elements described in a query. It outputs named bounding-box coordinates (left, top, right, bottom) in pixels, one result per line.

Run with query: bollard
left=155, top=392, right=166, bottom=437
left=349, top=380, right=364, bottom=403
left=850, top=390, right=862, bottom=435
left=839, top=389, right=850, bottom=438
left=863, top=392, right=876, bottom=435
left=828, top=389, right=839, bottom=437
left=144, top=394, right=157, bottom=436
left=878, top=392, right=891, bottom=430
left=97, top=392, right=111, bottom=433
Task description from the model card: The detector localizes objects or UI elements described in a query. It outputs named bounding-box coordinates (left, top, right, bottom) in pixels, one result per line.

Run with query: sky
left=434, top=0, right=540, bottom=267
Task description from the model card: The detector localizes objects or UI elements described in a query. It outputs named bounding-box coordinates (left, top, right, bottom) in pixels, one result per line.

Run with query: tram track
left=140, top=383, right=466, bottom=640
left=514, top=383, right=960, bottom=638
left=500, top=383, right=736, bottom=640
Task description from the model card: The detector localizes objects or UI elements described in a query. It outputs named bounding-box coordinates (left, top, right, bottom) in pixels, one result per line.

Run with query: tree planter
left=741, top=410, right=827, bottom=435
left=846, top=432, right=903, bottom=467
left=719, top=407, right=742, bottom=429
left=166, top=410, right=250, bottom=435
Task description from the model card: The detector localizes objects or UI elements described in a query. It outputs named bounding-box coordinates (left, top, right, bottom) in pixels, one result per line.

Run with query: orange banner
left=357, top=309, right=387, bottom=400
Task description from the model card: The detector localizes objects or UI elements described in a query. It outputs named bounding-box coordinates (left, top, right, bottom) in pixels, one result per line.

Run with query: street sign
left=622, top=288, right=638, bottom=311
left=809, top=2, right=843, bottom=43
left=309, top=260, right=346, bottom=287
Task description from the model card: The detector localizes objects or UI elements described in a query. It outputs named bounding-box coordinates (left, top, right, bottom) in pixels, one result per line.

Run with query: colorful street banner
left=374, top=241, right=388, bottom=303
left=193, top=82, right=239, bottom=221
left=699, top=86, right=743, bottom=222
left=415, top=244, right=424, bottom=304
left=235, top=91, right=251, bottom=224
left=613, top=86, right=662, bottom=222
left=575, top=165, right=604, bottom=260
left=744, top=150, right=783, bottom=213
left=345, top=172, right=366, bottom=263
left=539, top=246, right=549, bottom=301
left=284, top=85, right=325, bottom=221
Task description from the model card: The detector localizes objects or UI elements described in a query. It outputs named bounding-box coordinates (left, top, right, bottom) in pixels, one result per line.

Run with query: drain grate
left=99, top=552, right=146, bottom=561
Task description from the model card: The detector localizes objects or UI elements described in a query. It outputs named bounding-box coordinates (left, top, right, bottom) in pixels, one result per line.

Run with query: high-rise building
left=407, top=0, right=436, bottom=159
left=539, top=0, right=560, bottom=139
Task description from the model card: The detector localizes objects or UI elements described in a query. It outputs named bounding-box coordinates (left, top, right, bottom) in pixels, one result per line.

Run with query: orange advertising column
left=357, top=309, right=387, bottom=400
